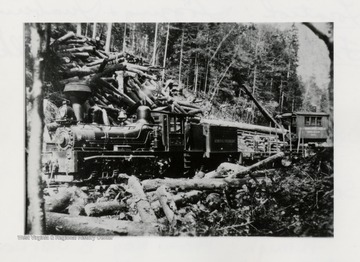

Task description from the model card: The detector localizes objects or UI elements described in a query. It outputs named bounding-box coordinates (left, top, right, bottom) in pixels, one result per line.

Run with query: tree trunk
left=178, top=27, right=184, bottom=85
left=122, top=23, right=127, bottom=52
left=156, top=186, right=176, bottom=223
left=210, top=61, right=233, bottom=102
left=45, top=212, right=161, bottom=236
left=92, top=23, right=97, bottom=39
left=85, top=23, right=88, bottom=37
left=131, top=23, right=136, bottom=52
left=302, top=22, right=333, bottom=145
left=127, top=176, right=157, bottom=223
left=26, top=23, right=48, bottom=235
left=194, top=55, right=199, bottom=94
left=152, top=23, right=158, bottom=66
left=204, top=24, right=237, bottom=94
left=76, top=23, right=81, bottom=35
left=141, top=178, right=251, bottom=191
left=104, top=23, right=112, bottom=53
left=162, top=23, right=170, bottom=82
left=229, top=152, right=285, bottom=179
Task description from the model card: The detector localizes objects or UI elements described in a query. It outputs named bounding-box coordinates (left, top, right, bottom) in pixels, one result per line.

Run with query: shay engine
left=43, top=102, right=243, bottom=183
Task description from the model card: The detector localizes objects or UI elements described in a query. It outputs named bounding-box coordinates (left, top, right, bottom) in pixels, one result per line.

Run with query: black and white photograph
left=3, top=0, right=360, bottom=261
left=25, top=22, right=333, bottom=237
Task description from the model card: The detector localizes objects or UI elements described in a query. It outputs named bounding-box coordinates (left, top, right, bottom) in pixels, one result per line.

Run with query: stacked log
left=49, top=31, right=203, bottom=125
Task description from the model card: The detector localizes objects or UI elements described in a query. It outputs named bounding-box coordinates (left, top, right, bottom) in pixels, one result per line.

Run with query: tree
left=303, top=23, right=333, bottom=144
left=105, top=23, right=112, bottom=52
left=25, top=23, right=49, bottom=234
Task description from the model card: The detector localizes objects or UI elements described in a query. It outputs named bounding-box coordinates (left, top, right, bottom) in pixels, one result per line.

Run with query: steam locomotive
left=43, top=102, right=248, bottom=182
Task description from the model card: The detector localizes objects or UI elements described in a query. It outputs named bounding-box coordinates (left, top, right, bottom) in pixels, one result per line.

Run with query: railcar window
left=316, top=117, right=322, bottom=126
left=170, top=117, right=176, bottom=132
left=311, top=117, right=316, bottom=126
left=305, top=116, right=323, bottom=127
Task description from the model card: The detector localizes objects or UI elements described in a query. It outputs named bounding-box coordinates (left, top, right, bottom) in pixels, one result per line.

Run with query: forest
left=25, top=23, right=333, bottom=237
left=26, top=23, right=331, bottom=124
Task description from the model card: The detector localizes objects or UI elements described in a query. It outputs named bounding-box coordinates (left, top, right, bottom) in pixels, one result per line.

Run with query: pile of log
left=44, top=152, right=284, bottom=235
left=50, top=31, right=202, bottom=125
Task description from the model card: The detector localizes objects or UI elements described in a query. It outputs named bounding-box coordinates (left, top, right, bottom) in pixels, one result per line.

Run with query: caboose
left=276, top=111, right=329, bottom=154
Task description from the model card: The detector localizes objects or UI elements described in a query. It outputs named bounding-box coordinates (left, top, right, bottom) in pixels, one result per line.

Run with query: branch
left=209, top=24, right=238, bottom=64
left=302, top=22, right=333, bottom=60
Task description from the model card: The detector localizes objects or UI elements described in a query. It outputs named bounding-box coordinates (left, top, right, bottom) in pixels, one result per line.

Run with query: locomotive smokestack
left=137, top=106, right=152, bottom=123
left=63, top=81, right=92, bottom=122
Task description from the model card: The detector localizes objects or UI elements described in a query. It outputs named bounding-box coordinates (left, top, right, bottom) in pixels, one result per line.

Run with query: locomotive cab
left=151, top=111, right=186, bottom=152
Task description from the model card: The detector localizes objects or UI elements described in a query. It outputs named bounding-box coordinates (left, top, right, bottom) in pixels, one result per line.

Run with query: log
left=45, top=187, right=75, bottom=212
left=124, top=62, right=149, bottom=72
left=95, top=50, right=108, bottom=59
left=204, top=162, right=247, bottom=178
left=200, top=119, right=286, bottom=135
left=156, top=186, right=176, bottom=223
left=126, top=67, right=157, bottom=80
left=127, top=79, right=154, bottom=105
left=59, top=76, right=80, bottom=85
left=93, top=97, right=107, bottom=106
left=45, top=212, right=161, bottom=236
left=65, top=39, right=87, bottom=44
left=94, top=78, right=136, bottom=107
left=187, top=109, right=203, bottom=115
left=94, top=93, right=110, bottom=105
left=151, top=190, right=202, bottom=211
left=103, top=94, right=124, bottom=107
left=115, top=71, right=124, bottom=93
left=241, top=84, right=283, bottom=130
left=127, top=176, right=157, bottom=223
left=68, top=188, right=88, bottom=216
left=64, top=46, right=95, bottom=53
left=86, top=53, right=125, bottom=67
left=68, top=200, right=86, bottom=216
left=57, top=52, right=89, bottom=58
left=173, top=102, right=187, bottom=114
left=177, top=101, right=201, bottom=109
left=90, top=63, right=126, bottom=81
left=84, top=200, right=126, bottom=217
left=70, top=52, right=90, bottom=58
left=63, top=66, right=98, bottom=78
left=229, top=152, right=285, bottom=179
left=98, top=58, right=109, bottom=73
left=142, top=178, right=251, bottom=191
left=54, top=31, right=75, bottom=44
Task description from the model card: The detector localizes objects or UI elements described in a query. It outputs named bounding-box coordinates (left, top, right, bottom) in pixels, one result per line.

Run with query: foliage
left=164, top=148, right=333, bottom=237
